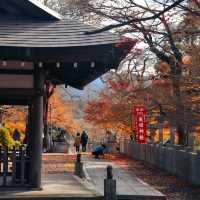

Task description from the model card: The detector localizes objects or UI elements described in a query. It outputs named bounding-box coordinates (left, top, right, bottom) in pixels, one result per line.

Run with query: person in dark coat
left=80, top=131, right=88, bottom=152
left=130, top=134, right=134, bottom=141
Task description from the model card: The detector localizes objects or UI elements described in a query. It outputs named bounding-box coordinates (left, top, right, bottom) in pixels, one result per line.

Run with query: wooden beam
left=0, top=69, right=34, bottom=75
left=0, top=88, right=34, bottom=96
left=0, top=99, right=31, bottom=105
left=0, top=45, right=115, bottom=63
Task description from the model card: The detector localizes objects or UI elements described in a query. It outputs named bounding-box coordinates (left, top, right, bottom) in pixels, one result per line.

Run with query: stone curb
left=74, top=163, right=102, bottom=197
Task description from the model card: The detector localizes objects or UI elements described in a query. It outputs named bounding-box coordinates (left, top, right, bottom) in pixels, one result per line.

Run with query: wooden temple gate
left=0, top=0, right=132, bottom=189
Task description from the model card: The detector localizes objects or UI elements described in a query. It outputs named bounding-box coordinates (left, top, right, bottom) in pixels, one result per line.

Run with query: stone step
left=0, top=194, right=167, bottom=200
left=42, top=153, right=76, bottom=162
left=118, top=194, right=166, bottom=200
left=0, top=197, right=103, bottom=200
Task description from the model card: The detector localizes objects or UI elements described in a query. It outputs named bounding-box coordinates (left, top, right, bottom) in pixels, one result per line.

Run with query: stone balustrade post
left=74, top=153, right=84, bottom=178
left=104, top=165, right=117, bottom=200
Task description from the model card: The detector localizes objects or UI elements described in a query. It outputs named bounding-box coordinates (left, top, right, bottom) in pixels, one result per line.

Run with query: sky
left=63, top=78, right=105, bottom=101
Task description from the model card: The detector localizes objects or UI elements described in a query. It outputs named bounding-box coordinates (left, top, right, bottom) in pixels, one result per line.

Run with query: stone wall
left=119, top=139, right=200, bottom=186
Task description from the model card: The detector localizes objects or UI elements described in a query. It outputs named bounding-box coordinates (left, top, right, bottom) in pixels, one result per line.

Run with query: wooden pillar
left=26, top=105, right=33, bottom=155
left=30, top=66, right=44, bottom=189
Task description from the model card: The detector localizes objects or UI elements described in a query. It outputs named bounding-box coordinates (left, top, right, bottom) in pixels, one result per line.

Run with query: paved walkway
left=0, top=154, right=99, bottom=199
left=0, top=153, right=166, bottom=199
left=0, top=173, right=100, bottom=199
left=82, top=156, right=166, bottom=199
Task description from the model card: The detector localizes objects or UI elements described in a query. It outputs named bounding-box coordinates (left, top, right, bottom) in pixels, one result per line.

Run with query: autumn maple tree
left=81, top=0, right=200, bottom=145
left=84, top=69, right=151, bottom=135
left=48, top=88, right=80, bottom=133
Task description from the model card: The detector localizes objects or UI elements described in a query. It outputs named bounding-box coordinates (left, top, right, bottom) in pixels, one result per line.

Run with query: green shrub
left=0, top=127, right=21, bottom=149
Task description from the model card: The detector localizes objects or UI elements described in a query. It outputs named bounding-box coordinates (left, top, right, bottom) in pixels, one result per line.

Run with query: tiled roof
left=0, top=17, right=119, bottom=48
left=0, top=0, right=119, bottom=48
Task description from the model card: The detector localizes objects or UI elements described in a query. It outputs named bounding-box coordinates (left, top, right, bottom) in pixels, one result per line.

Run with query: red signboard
left=134, top=106, right=147, bottom=144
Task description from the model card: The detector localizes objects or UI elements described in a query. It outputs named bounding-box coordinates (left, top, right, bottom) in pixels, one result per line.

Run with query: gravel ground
left=103, top=154, right=200, bottom=200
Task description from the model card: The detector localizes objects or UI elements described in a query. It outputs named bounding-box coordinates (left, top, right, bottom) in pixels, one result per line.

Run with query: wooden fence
left=0, top=146, right=30, bottom=187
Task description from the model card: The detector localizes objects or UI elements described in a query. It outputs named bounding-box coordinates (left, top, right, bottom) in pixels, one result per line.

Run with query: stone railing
left=119, top=139, right=200, bottom=186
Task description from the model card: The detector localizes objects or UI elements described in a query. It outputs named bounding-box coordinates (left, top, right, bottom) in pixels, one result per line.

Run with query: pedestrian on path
left=92, top=144, right=106, bottom=159
left=130, top=134, right=134, bottom=141
left=81, top=130, right=88, bottom=152
left=74, top=133, right=81, bottom=152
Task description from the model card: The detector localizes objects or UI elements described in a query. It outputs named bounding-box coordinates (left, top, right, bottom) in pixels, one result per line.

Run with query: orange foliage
left=84, top=73, right=174, bottom=137
left=49, top=88, right=79, bottom=133
left=182, top=54, right=193, bottom=65
left=84, top=76, right=149, bottom=135
left=157, top=61, right=171, bottom=75
left=2, top=106, right=26, bottom=134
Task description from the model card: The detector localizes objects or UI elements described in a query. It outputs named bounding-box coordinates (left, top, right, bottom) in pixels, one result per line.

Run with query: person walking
left=74, top=133, right=81, bottom=153
left=81, top=131, right=88, bottom=152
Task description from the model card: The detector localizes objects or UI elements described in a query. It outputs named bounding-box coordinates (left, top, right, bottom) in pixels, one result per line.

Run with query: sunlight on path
left=82, top=156, right=165, bottom=199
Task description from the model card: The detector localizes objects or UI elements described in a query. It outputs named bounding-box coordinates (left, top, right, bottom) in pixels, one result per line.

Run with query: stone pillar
left=158, top=123, right=163, bottom=144
left=30, top=66, right=44, bottom=189
left=104, top=165, right=117, bottom=200
left=74, top=154, right=84, bottom=178
left=170, top=126, right=175, bottom=146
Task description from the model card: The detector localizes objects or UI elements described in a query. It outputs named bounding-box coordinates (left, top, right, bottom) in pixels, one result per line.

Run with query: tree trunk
left=177, top=125, right=186, bottom=145
left=171, top=63, right=186, bottom=145
left=43, top=83, right=55, bottom=151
